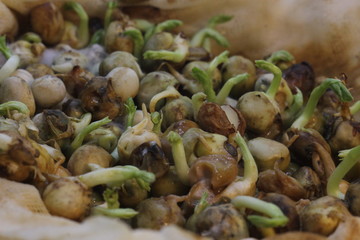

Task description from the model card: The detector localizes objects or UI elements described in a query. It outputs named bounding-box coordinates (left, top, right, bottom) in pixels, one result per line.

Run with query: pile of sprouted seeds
left=1, top=1, right=360, bottom=239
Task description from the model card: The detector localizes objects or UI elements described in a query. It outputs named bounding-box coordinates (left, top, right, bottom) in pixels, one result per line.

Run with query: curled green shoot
left=124, top=28, right=144, bottom=59
left=78, top=165, right=155, bottom=189
left=104, top=1, right=118, bottom=30
left=191, top=28, right=230, bottom=52
left=215, top=73, right=249, bottom=105
left=124, top=98, right=137, bottom=129
left=207, top=50, right=229, bottom=77
left=232, top=196, right=288, bottom=228
left=167, top=131, right=190, bottom=185
left=282, top=88, right=304, bottom=127
left=70, top=116, right=111, bottom=153
left=133, top=19, right=155, bottom=32
left=291, top=78, right=353, bottom=129
left=20, top=32, right=42, bottom=44
left=143, top=34, right=189, bottom=63
left=207, top=15, right=233, bottom=28
left=265, top=50, right=295, bottom=70
left=70, top=113, right=92, bottom=136
left=144, top=19, right=182, bottom=42
left=255, top=60, right=282, bottom=100
left=154, top=19, right=183, bottom=34
left=327, top=145, right=360, bottom=199
left=0, top=101, right=30, bottom=117
left=192, top=51, right=236, bottom=104
left=63, top=1, right=89, bottom=48
left=192, top=67, right=216, bottom=102
left=190, top=15, right=232, bottom=52
left=234, top=132, right=258, bottom=184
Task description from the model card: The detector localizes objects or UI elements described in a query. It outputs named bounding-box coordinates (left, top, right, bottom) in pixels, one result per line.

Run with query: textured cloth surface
left=0, top=178, right=209, bottom=240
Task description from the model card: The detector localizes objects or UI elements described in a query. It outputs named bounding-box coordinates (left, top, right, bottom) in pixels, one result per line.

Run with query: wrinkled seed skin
left=128, top=141, right=170, bottom=178
left=198, top=102, right=245, bottom=136
left=195, top=204, right=249, bottom=240
left=299, top=196, right=351, bottom=236
left=283, top=61, right=315, bottom=98
left=257, top=169, right=307, bottom=201
left=30, top=2, right=65, bottom=45
left=135, top=196, right=185, bottom=230
left=329, top=120, right=360, bottom=153
left=118, top=179, right=148, bottom=208
left=0, top=131, right=39, bottom=182
left=151, top=167, right=189, bottom=197
left=261, top=193, right=300, bottom=231
left=80, top=76, right=123, bottom=120
left=188, top=154, right=238, bottom=193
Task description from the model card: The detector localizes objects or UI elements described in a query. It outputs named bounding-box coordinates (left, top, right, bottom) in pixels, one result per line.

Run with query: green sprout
left=0, top=36, right=20, bottom=83
left=166, top=131, right=190, bottom=185
left=185, top=192, right=210, bottom=231
left=265, top=50, right=295, bottom=71
left=191, top=92, right=207, bottom=121
left=143, top=34, right=189, bottom=63
left=144, top=19, right=182, bottom=42
left=234, top=132, right=258, bottom=186
left=92, top=206, right=138, bottom=219
left=91, top=187, right=138, bottom=219
left=151, top=111, right=163, bottom=134
left=104, top=1, right=118, bottom=30
left=282, top=88, right=304, bottom=127
left=70, top=116, right=112, bottom=153
left=133, top=19, right=155, bottom=32
left=192, top=67, right=216, bottom=102
left=191, top=51, right=229, bottom=102
left=78, top=165, right=155, bottom=189
left=20, top=32, right=42, bottom=44
left=103, top=187, right=120, bottom=209
left=190, top=15, right=232, bottom=52
left=191, top=51, right=249, bottom=104
left=0, top=36, right=11, bottom=59
left=124, top=97, right=137, bottom=129
left=327, top=145, right=360, bottom=199
left=215, top=73, right=249, bottom=104
left=232, top=196, right=289, bottom=228
left=216, top=132, right=258, bottom=199
left=350, top=100, right=360, bottom=116
left=89, top=1, right=117, bottom=46
left=124, top=28, right=145, bottom=59
left=63, top=1, right=89, bottom=48
left=291, top=78, right=353, bottom=129
left=255, top=60, right=283, bottom=100
left=89, top=29, right=105, bottom=45
left=0, top=101, right=30, bottom=117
